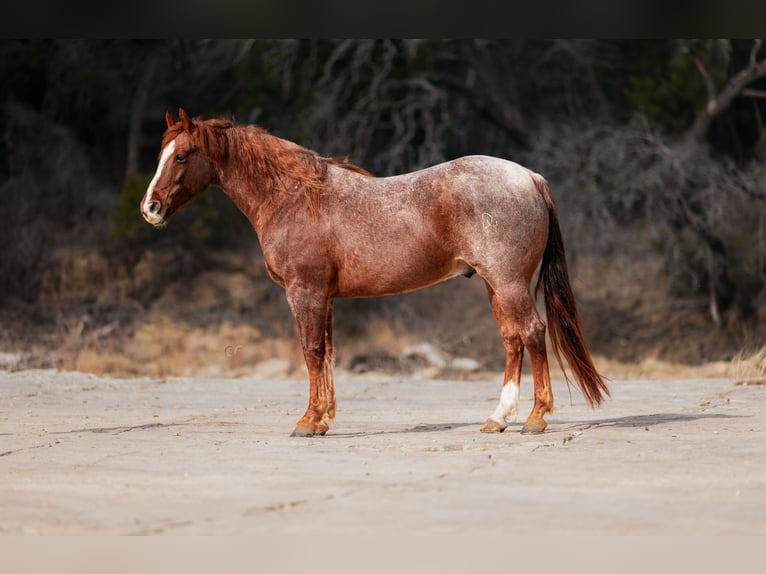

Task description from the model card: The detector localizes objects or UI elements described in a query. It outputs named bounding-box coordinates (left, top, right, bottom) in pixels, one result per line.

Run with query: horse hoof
left=290, top=421, right=329, bottom=437
left=520, top=418, right=547, bottom=434
left=480, top=418, right=507, bottom=433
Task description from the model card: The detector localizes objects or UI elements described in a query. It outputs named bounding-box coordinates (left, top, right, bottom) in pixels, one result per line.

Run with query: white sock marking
left=489, top=382, right=519, bottom=424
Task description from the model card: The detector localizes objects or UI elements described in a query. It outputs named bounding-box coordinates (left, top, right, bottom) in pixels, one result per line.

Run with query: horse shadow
left=328, top=411, right=741, bottom=438
left=50, top=422, right=185, bottom=435
left=328, top=422, right=478, bottom=438
left=49, top=412, right=742, bottom=439
left=541, top=411, right=741, bottom=434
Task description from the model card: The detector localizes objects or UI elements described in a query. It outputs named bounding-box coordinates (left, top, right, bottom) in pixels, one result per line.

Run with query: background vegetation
left=1, top=39, right=765, bottom=377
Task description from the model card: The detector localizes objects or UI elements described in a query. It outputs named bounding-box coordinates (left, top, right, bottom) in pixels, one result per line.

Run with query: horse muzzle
left=141, top=200, right=168, bottom=227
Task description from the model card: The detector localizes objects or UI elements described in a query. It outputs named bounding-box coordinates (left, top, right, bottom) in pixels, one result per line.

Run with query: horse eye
left=175, top=154, right=187, bottom=163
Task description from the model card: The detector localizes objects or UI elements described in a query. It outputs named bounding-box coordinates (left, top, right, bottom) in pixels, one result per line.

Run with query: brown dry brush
left=3, top=40, right=766, bottom=368
left=260, top=39, right=453, bottom=176
left=528, top=39, right=766, bottom=333
left=246, top=39, right=766, bottom=355
left=0, top=102, right=110, bottom=305
left=529, top=117, right=766, bottom=329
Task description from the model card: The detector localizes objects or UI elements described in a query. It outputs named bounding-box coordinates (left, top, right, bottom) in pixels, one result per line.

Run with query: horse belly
left=334, top=234, right=462, bottom=298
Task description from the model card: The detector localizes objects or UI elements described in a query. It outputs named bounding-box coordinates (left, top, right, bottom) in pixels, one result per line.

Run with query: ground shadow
left=327, top=412, right=741, bottom=438
left=547, top=412, right=740, bottom=433
left=328, top=421, right=480, bottom=438
left=51, top=422, right=186, bottom=435
left=48, top=412, right=743, bottom=439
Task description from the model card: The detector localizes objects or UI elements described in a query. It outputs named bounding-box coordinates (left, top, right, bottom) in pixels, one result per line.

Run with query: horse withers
left=141, top=109, right=608, bottom=437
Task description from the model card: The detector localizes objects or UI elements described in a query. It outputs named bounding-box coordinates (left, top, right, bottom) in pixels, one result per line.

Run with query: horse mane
left=165, top=117, right=371, bottom=219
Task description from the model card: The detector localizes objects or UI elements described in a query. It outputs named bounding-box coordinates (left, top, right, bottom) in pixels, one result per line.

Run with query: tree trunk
left=125, top=56, right=160, bottom=176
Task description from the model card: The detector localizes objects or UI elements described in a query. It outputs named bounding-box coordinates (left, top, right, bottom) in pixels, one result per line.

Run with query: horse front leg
left=286, top=286, right=332, bottom=437
left=324, top=300, right=336, bottom=421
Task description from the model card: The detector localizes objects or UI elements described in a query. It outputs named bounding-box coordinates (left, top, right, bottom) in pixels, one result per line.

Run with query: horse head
left=140, top=108, right=218, bottom=227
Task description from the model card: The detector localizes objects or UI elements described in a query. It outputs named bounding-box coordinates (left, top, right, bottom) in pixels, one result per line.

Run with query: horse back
left=308, top=155, right=549, bottom=296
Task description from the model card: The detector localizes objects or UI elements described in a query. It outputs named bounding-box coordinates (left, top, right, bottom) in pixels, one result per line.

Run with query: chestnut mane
left=163, top=118, right=371, bottom=218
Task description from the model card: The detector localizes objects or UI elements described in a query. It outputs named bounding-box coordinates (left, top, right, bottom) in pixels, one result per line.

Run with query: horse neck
left=211, top=128, right=273, bottom=231
left=215, top=165, right=266, bottom=229
left=210, top=126, right=323, bottom=231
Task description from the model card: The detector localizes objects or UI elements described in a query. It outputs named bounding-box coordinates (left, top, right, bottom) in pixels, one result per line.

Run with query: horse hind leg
left=518, top=298, right=553, bottom=434
left=481, top=283, right=524, bottom=433
left=480, top=335, right=523, bottom=433
left=482, top=282, right=554, bottom=434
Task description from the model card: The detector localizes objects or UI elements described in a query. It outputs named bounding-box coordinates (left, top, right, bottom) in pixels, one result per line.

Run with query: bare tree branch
left=750, top=38, right=762, bottom=66
left=689, top=53, right=718, bottom=113
left=741, top=88, right=766, bottom=99
left=688, top=39, right=766, bottom=143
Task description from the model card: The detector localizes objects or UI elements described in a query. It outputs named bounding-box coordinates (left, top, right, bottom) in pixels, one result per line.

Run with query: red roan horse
left=141, top=109, right=608, bottom=437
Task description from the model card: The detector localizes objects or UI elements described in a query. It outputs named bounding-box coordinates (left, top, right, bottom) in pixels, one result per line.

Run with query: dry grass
left=338, top=314, right=417, bottom=361
left=2, top=245, right=763, bottom=382
left=732, top=345, right=766, bottom=386
left=592, top=355, right=732, bottom=380
left=56, top=320, right=737, bottom=382
left=68, top=318, right=306, bottom=379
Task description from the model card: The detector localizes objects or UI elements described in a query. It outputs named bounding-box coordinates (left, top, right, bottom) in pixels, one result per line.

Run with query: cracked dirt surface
left=1, top=369, right=764, bottom=534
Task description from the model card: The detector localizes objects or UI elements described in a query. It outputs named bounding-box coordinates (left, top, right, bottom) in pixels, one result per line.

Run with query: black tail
left=532, top=174, right=609, bottom=407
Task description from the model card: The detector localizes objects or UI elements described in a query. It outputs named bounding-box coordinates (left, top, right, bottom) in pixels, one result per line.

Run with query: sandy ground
left=1, top=368, right=764, bottom=535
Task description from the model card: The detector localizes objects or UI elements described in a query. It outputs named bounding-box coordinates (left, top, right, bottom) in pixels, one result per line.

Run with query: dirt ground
left=1, top=367, right=764, bottom=535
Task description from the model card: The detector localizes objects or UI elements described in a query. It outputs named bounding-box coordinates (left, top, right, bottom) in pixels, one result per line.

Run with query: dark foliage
left=1, top=39, right=765, bottom=334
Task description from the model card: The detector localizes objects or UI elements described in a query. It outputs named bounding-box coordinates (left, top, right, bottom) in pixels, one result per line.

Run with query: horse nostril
left=148, top=200, right=161, bottom=215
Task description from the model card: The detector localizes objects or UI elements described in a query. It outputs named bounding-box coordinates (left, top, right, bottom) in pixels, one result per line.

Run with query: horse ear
left=179, top=108, right=194, bottom=133
left=165, top=110, right=175, bottom=128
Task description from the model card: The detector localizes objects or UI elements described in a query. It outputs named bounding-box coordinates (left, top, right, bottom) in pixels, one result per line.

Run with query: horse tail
left=531, top=173, right=609, bottom=407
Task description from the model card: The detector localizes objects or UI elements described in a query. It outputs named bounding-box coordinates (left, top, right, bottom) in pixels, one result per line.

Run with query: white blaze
left=489, top=382, right=519, bottom=425
left=142, top=140, right=176, bottom=213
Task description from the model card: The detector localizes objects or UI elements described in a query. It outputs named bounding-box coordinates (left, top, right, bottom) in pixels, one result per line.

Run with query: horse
left=141, top=108, right=609, bottom=437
